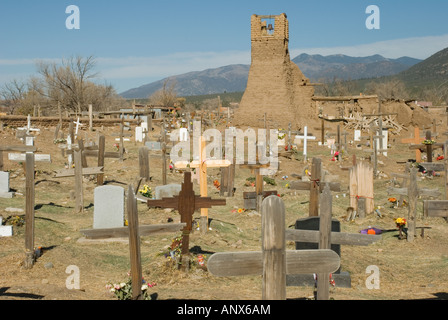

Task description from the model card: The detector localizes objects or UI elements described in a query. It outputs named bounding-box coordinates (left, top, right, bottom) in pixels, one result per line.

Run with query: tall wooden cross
left=147, top=171, right=226, bottom=263
left=207, top=194, right=341, bottom=300
left=387, top=167, right=441, bottom=242
left=174, top=135, right=230, bottom=232
left=81, top=186, right=185, bottom=300
left=289, top=158, right=340, bottom=217
left=401, top=127, right=425, bottom=162
left=409, top=130, right=444, bottom=163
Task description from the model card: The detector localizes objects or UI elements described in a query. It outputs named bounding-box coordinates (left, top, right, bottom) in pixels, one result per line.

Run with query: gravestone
left=145, top=141, right=161, bottom=151
left=0, top=216, right=13, bottom=237
left=155, top=184, right=181, bottom=200
left=354, top=130, right=361, bottom=142
left=0, top=171, right=14, bottom=198
left=135, top=126, right=143, bottom=142
left=286, top=216, right=351, bottom=288
left=93, top=185, right=124, bottom=229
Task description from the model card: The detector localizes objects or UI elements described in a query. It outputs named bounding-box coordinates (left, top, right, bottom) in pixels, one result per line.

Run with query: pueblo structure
left=233, top=13, right=316, bottom=129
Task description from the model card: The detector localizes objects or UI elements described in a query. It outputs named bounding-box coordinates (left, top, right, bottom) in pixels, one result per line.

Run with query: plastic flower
left=237, top=208, right=244, bottom=213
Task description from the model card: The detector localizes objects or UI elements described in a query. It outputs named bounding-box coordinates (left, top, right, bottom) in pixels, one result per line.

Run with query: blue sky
left=1, top=0, right=448, bottom=94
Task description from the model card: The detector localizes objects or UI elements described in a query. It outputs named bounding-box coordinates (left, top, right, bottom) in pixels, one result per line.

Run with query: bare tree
left=36, top=55, right=98, bottom=113
left=0, top=79, right=27, bottom=114
left=148, top=79, right=178, bottom=108
left=365, top=79, right=409, bottom=100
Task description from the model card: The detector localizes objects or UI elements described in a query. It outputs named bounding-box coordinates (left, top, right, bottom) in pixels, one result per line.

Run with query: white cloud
left=290, top=34, right=448, bottom=59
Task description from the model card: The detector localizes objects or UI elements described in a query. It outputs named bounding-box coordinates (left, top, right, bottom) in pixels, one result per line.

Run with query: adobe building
left=233, top=13, right=316, bottom=129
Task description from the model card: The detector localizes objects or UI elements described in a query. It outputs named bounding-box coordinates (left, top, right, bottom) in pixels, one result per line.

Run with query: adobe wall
left=233, top=13, right=316, bottom=130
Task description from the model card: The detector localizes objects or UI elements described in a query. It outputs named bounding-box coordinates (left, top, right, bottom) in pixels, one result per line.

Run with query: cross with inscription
left=146, top=171, right=226, bottom=257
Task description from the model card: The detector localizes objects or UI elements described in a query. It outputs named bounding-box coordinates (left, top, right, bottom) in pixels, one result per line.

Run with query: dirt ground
left=1, top=114, right=448, bottom=302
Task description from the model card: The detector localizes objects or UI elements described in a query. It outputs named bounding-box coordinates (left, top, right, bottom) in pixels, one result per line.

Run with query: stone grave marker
left=155, top=184, right=181, bottom=200
left=93, top=185, right=125, bottom=229
left=0, top=171, right=14, bottom=198
left=0, top=216, right=13, bottom=237
left=145, top=141, right=161, bottom=151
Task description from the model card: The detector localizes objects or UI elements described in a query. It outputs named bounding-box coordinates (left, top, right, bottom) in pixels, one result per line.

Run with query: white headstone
left=354, top=130, right=361, bottom=141
left=135, top=126, right=143, bottom=142
left=93, top=185, right=125, bottom=229
left=155, top=184, right=182, bottom=200
left=25, top=136, right=34, bottom=146
left=381, top=129, right=388, bottom=156
left=0, top=225, right=13, bottom=237
left=0, top=171, right=13, bottom=198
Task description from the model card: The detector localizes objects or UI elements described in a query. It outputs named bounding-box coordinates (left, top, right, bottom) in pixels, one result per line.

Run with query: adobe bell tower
left=233, top=13, right=315, bottom=129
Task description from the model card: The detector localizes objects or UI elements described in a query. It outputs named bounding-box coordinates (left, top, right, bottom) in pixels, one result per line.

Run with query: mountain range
left=119, top=53, right=427, bottom=99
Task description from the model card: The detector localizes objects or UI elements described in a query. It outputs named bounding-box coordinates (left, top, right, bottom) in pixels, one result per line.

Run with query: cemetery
left=1, top=13, right=448, bottom=301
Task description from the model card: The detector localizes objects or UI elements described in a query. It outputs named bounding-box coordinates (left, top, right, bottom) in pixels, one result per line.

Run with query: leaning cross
left=146, top=171, right=226, bottom=261
left=174, top=135, right=230, bottom=232
left=207, top=194, right=340, bottom=300
left=80, top=186, right=185, bottom=300
left=289, top=158, right=340, bottom=217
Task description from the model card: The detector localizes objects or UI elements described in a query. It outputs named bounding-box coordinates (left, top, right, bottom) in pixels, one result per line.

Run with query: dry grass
left=1, top=122, right=448, bottom=301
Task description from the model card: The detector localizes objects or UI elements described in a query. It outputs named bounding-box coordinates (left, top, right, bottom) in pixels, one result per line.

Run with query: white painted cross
left=73, top=117, right=83, bottom=140
left=296, top=126, right=316, bottom=162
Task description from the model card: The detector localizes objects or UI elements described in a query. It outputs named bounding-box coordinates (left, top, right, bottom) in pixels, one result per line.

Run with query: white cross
left=73, top=117, right=83, bottom=139
left=296, top=126, right=316, bottom=162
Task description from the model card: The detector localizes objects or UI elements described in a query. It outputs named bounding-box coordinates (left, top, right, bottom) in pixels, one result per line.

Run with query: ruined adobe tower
left=233, top=13, right=315, bottom=129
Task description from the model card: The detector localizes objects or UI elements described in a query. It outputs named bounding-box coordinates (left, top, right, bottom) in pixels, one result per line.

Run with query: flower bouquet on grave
left=138, top=184, right=152, bottom=198
left=162, top=234, right=183, bottom=267
left=388, top=197, right=398, bottom=208
left=422, top=139, right=436, bottom=145
left=113, top=143, right=119, bottom=151
left=395, top=217, right=407, bottom=240
left=106, top=274, right=156, bottom=300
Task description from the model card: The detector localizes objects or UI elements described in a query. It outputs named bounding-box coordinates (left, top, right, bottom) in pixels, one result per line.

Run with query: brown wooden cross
left=146, top=171, right=226, bottom=257
left=401, top=127, right=425, bottom=162
left=174, top=135, right=230, bottom=231
left=289, top=158, right=340, bottom=217
left=81, top=186, right=185, bottom=300
left=207, top=192, right=341, bottom=300
left=409, top=130, right=444, bottom=163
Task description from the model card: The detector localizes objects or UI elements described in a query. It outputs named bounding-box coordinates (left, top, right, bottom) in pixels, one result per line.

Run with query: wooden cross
left=289, top=158, right=340, bottom=217
left=409, top=130, right=444, bottom=163
left=239, top=163, right=272, bottom=212
left=278, top=123, right=300, bottom=151
left=387, top=167, right=441, bottom=242
left=111, top=118, right=133, bottom=161
left=80, top=186, right=185, bottom=300
left=174, top=135, right=230, bottom=232
left=207, top=193, right=341, bottom=300
left=54, top=149, right=104, bottom=213
left=401, top=127, right=425, bottom=162
left=286, top=185, right=380, bottom=297
left=146, top=171, right=226, bottom=262
left=295, top=126, right=316, bottom=162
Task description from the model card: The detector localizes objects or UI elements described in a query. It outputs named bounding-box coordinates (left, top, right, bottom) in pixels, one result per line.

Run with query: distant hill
left=292, top=53, right=421, bottom=81
left=119, top=54, right=422, bottom=99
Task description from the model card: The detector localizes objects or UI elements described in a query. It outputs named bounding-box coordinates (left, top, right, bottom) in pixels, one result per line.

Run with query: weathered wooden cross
left=207, top=193, right=341, bottom=300
left=401, top=127, right=426, bottom=162
left=80, top=185, right=185, bottom=299
left=387, top=167, right=441, bottom=242
left=174, top=135, right=230, bottom=232
left=54, top=149, right=104, bottom=213
left=146, top=171, right=226, bottom=263
left=289, top=158, right=340, bottom=217
left=111, top=118, right=133, bottom=161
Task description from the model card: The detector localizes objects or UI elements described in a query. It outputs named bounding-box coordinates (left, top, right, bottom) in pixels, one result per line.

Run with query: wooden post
left=139, top=147, right=150, bottom=182
left=349, top=162, right=374, bottom=215
left=74, top=150, right=84, bottom=213
left=317, top=185, right=332, bottom=300
left=261, top=195, right=286, bottom=300
left=24, top=152, right=35, bottom=269
left=97, top=135, right=105, bottom=186
left=310, top=158, right=322, bottom=217
left=89, top=104, right=93, bottom=132
left=120, top=119, right=124, bottom=161
left=162, top=142, right=167, bottom=185
left=127, top=186, right=143, bottom=300
left=407, top=168, right=418, bottom=242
